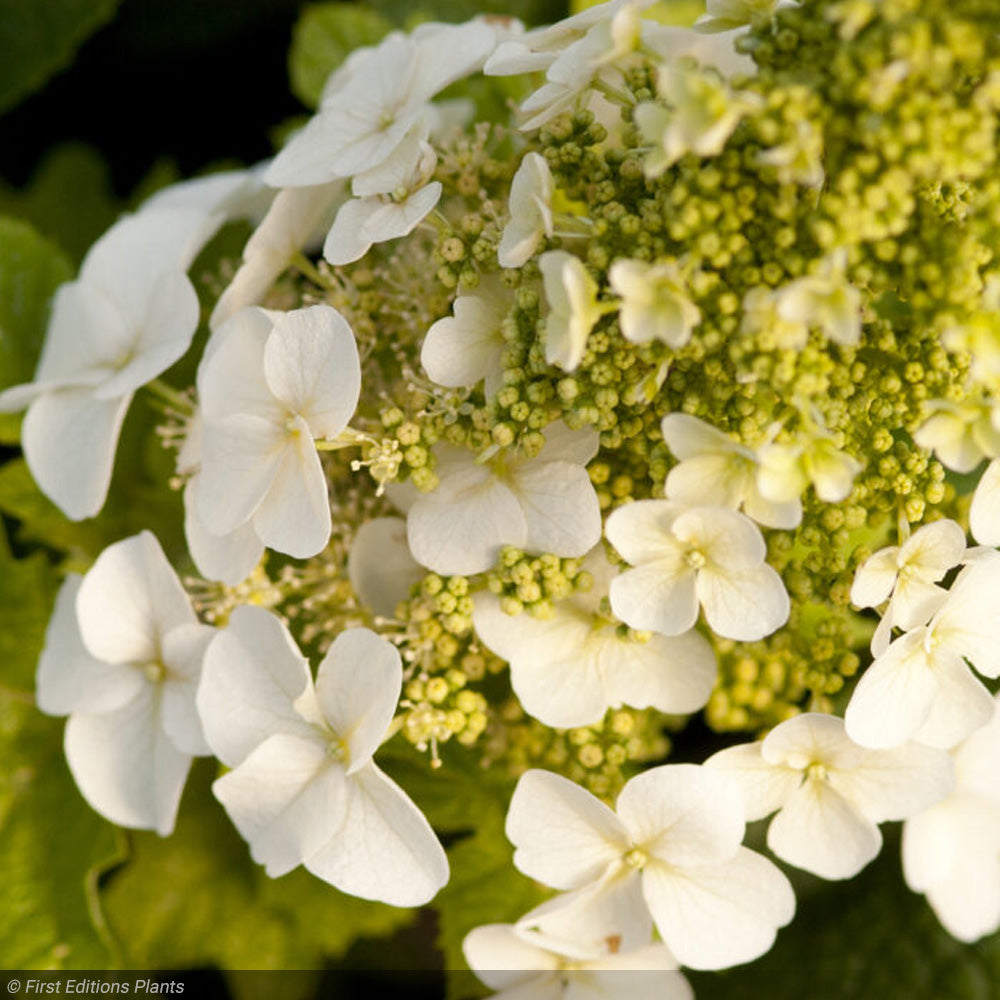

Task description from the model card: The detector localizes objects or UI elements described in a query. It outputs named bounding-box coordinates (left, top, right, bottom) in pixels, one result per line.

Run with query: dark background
left=0, top=0, right=305, bottom=194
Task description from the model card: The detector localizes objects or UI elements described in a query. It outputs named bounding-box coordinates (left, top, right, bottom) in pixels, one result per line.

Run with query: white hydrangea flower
left=913, top=400, right=1000, bottom=474
left=0, top=207, right=218, bottom=519
left=539, top=250, right=607, bottom=371
left=347, top=516, right=424, bottom=618
left=902, top=696, right=1000, bottom=943
left=845, top=557, right=1000, bottom=750
left=421, top=274, right=510, bottom=398
left=266, top=23, right=501, bottom=187
left=660, top=413, right=801, bottom=529
left=634, top=64, right=760, bottom=178
left=407, top=422, right=602, bottom=576
left=195, top=304, right=361, bottom=561
left=756, top=432, right=862, bottom=504
left=706, top=713, right=954, bottom=880
left=605, top=500, right=789, bottom=641
left=608, top=259, right=701, bottom=348
left=36, top=531, right=213, bottom=834
left=211, top=181, right=346, bottom=329
left=970, top=457, right=1000, bottom=546
left=323, top=130, right=442, bottom=266
left=756, top=119, right=825, bottom=187
left=473, top=547, right=717, bottom=727
left=773, top=252, right=862, bottom=346
left=740, top=285, right=809, bottom=350
left=197, top=605, right=448, bottom=905
left=851, top=519, right=967, bottom=655
left=463, top=921, right=692, bottom=1000
left=505, top=766, right=795, bottom=971
left=498, top=152, right=555, bottom=268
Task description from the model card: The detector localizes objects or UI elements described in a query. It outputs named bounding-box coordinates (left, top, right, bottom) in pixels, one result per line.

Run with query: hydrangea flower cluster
left=11, top=0, right=1000, bottom=987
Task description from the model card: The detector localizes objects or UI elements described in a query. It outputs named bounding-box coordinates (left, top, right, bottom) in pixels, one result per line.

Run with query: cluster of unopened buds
left=7, top=0, right=1000, bottom=992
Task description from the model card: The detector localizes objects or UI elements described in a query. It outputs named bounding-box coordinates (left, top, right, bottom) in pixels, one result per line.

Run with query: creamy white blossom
left=463, top=921, right=692, bottom=1000
left=913, top=400, right=1000, bottom=474
left=660, top=413, right=801, bottom=528
left=194, top=304, right=361, bottom=560
left=902, top=696, right=1000, bottom=943
left=707, top=713, right=954, bottom=879
left=36, top=531, right=212, bottom=834
left=473, top=547, right=717, bottom=727
left=845, top=557, right=1000, bottom=749
left=348, top=516, right=424, bottom=618
left=498, top=152, right=555, bottom=268
left=407, top=423, right=602, bottom=575
left=505, top=766, right=795, bottom=970
left=969, top=457, right=1000, bottom=546
left=773, top=253, right=862, bottom=347
left=608, top=259, right=701, bottom=348
left=0, top=208, right=218, bottom=519
left=606, top=500, right=790, bottom=641
left=851, top=519, right=967, bottom=655
left=756, top=432, right=863, bottom=505
left=539, top=250, right=606, bottom=371
left=197, top=605, right=448, bottom=905
left=421, top=275, right=510, bottom=398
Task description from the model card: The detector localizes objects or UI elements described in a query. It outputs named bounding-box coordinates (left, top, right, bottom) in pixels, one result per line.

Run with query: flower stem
left=146, top=378, right=194, bottom=415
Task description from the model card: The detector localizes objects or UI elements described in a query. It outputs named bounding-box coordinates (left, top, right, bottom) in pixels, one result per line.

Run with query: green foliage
left=0, top=0, right=122, bottom=114
left=0, top=145, right=118, bottom=265
left=100, top=761, right=414, bottom=971
left=290, top=3, right=392, bottom=109
left=0, top=691, right=124, bottom=969
left=380, top=745, right=548, bottom=996
left=692, top=832, right=1000, bottom=1000
left=0, top=217, right=73, bottom=443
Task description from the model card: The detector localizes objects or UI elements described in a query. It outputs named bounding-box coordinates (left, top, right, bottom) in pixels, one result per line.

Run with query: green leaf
left=0, top=216, right=74, bottom=443
left=0, top=531, right=60, bottom=693
left=0, top=0, right=123, bottom=114
left=289, top=3, right=392, bottom=109
left=0, top=691, right=124, bottom=968
left=0, top=144, right=118, bottom=265
left=691, top=828, right=1000, bottom=1000
left=101, top=762, right=414, bottom=971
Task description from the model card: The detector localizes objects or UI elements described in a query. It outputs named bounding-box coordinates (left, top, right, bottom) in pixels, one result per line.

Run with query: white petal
left=506, top=769, right=628, bottom=889
left=640, top=848, right=795, bottom=971
left=160, top=622, right=214, bottom=756
left=760, top=712, right=862, bottom=771
left=263, top=306, right=361, bottom=438
left=407, top=464, right=527, bottom=575
left=535, top=423, right=601, bottom=466
left=850, top=548, right=900, bottom=608
left=609, top=561, right=698, bottom=636
left=672, top=506, right=766, bottom=571
left=616, top=764, right=745, bottom=867
left=911, top=653, right=996, bottom=750
left=315, top=628, right=401, bottom=772
left=36, top=575, right=144, bottom=716
left=463, top=925, right=556, bottom=989
left=666, top=453, right=747, bottom=509
left=660, top=413, right=737, bottom=461
left=197, top=306, right=280, bottom=421
left=348, top=516, right=423, bottom=617
left=513, top=459, right=602, bottom=557
left=183, top=477, right=265, bottom=586
left=22, top=388, right=130, bottom=521
left=304, top=762, right=448, bottom=906
left=932, top=559, right=1000, bottom=678
left=695, top=563, right=789, bottom=641
left=65, top=685, right=192, bottom=836
left=741, top=487, right=802, bottom=530
left=844, top=630, right=940, bottom=749
left=829, top=742, right=954, bottom=822
left=606, top=627, right=717, bottom=718
left=604, top=499, right=684, bottom=565
left=251, top=421, right=332, bottom=559
left=197, top=413, right=287, bottom=535
left=970, top=458, right=1000, bottom=546
left=925, top=850, right=1000, bottom=943
left=76, top=530, right=195, bottom=665
left=196, top=605, right=318, bottom=768
left=322, top=198, right=380, bottom=265
left=212, top=732, right=343, bottom=876
left=704, top=742, right=802, bottom=822
left=766, top=779, right=880, bottom=879
left=900, top=519, right=967, bottom=577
